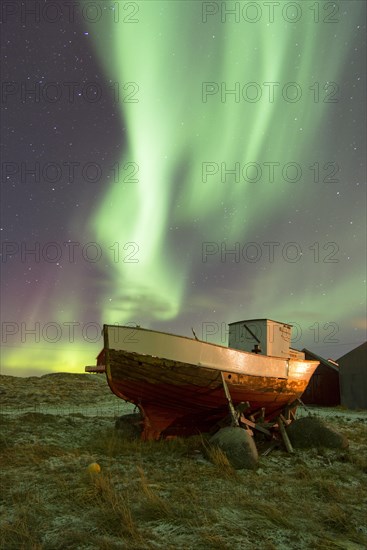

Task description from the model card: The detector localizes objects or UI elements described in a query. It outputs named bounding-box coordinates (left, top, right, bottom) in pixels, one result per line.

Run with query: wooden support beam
left=239, top=416, right=272, bottom=437
left=85, top=365, right=106, bottom=373
left=277, top=416, right=294, bottom=454
left=220, top=372, right=239, bottom=427
left=279, top=413, right=292, bottom=426
left=262, top=439, right=280, bottom=456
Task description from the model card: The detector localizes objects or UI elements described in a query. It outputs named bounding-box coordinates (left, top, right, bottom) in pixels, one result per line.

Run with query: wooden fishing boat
left=86, top=320, right=319, bottom=440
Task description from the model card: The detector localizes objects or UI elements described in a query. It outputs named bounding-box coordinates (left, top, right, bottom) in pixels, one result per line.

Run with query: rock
left=209, top=427, right=258, bottom=470
left=115, top=413, right=142, bottom=439
left=286, top=417, right=349, bottom=449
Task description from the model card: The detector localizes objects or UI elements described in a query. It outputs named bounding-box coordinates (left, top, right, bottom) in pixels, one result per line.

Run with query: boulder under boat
left=85, top=319, right=319, bottom=440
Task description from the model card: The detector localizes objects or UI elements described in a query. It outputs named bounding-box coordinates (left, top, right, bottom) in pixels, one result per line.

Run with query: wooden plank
left=279, top=413, right=292, bottom=426
left=262, top=440, right=280, bottom=456
left=220, top=372, right=239, bottom=426
left=239, top=416, right=272, bottom=436
left=85, top=365, right=106, bottom=373
left=277, top=416, right=294, bottom=454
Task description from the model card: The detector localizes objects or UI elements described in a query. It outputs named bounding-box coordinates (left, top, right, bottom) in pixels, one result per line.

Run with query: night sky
left=1, top=0, right=366, bottom=376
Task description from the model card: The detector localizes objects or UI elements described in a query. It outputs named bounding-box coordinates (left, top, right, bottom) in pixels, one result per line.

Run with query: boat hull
left=101, top=325, right=319, bottom=440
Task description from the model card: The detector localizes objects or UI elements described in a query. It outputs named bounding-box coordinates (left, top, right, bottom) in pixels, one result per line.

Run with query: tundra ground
left=0, top=373, right=366, bottom=550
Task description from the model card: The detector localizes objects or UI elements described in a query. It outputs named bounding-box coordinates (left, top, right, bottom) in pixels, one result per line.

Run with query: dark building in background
left=301, top=349, right=340, bottom=406
left=338, top=342, right=367, bottom=410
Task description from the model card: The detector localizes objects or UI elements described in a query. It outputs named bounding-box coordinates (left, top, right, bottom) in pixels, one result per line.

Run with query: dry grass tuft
left=199, top=531, right=232, bottom=549
left=200, top=436, right=239, bottom=479
left=313, top=478, right=344, bottom=502
left=294, top=463, right=313, bottom=480
left=342, top=451, right=367, bottom=473
left=321, top=503, right=351, bottom=534
left=86, top=471, right=142, bottom=541
left=136, top=465, right=172, bottom=521
left=1, top=492, right=50, bottom=550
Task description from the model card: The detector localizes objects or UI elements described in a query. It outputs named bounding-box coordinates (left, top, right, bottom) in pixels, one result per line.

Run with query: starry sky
left=1, top=0, right=366, bottom=376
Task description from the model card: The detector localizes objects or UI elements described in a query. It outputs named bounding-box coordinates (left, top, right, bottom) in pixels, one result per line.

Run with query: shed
left=301, top=349, right=340, bottom=406
left=338, top=342, right=367, bottom=409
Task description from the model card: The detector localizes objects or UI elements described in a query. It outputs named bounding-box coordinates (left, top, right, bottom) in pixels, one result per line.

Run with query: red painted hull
left=106, top=349, right=311, bottom=440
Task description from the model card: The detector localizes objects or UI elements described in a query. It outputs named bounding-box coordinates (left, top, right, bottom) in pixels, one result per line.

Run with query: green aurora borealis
left=2, top=1, right=366, bottom=374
